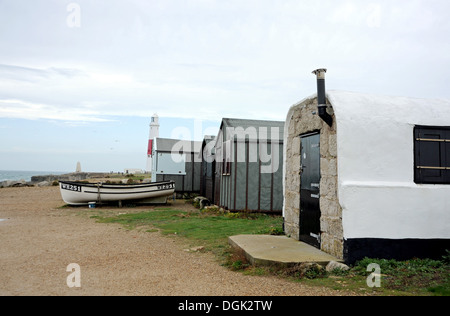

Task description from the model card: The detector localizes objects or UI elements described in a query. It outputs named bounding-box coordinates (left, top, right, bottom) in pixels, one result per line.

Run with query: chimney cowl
left=312, top=68, right=327, bottom=80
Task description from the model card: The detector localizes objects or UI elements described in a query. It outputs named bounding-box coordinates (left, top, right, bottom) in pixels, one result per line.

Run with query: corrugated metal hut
left=200, top=135, right=216, bottom=203
left=151, top=137, right=202, bottom=194
left=283, top=69, right=450, bottom=264
left=214, top=118, right=284, bottom=212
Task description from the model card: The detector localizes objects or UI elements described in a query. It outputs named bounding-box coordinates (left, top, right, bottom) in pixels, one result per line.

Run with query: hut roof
left=219, top=117, right=285, bottom=141
left=155, top=138, right=202, bottom=153
left=327, top=90, right=450, bottom=127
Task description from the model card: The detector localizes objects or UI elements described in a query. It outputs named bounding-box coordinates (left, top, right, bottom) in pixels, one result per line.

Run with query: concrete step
left=229, top=234, right=342, bottom=267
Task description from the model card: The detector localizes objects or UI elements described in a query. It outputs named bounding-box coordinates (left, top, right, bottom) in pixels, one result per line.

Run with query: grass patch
left=91, top=205, right=449, bottom=296
left=293, top=256, right=450, bottom=296
left=94, top=207, right=283, bottom=260
left=352, top=257, right=450, bottom=295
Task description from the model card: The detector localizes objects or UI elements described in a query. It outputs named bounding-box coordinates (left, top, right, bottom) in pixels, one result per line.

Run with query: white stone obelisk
left=146, top=114, right=160, bottom=172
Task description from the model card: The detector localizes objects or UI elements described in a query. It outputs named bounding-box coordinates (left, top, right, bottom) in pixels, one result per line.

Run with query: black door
left=299, top=133, right=321, bottom=248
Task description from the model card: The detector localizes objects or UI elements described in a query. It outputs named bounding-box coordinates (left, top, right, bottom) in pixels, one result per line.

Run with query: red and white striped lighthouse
left=146, top=113, right=160, bottom=172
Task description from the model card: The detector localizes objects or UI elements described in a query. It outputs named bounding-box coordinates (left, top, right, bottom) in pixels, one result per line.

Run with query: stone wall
left=30, top=173, right=108, bottom=183
left=284, top=97, right=343, bottom=259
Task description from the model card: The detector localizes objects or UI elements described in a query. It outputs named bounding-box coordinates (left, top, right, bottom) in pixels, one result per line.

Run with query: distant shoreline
left=0, top=171, right=151, bottom=188
left=0, top=170, right=68, bottom=182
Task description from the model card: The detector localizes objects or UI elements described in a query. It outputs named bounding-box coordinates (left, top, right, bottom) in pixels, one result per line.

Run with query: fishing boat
left=59, top=180, right=175, bottom=206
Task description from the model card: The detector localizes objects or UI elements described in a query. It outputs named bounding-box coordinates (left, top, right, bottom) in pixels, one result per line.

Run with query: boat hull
left=59, top=180, right=175, bottom=206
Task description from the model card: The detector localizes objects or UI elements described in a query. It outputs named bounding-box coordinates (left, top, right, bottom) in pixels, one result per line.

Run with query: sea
left=0, top=170, right=68, bottom=182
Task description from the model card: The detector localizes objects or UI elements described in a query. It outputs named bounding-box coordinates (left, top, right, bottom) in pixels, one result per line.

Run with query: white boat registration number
left=157, top=183, right=174, bottom=190
left=61, top=183, right=82, bottom=192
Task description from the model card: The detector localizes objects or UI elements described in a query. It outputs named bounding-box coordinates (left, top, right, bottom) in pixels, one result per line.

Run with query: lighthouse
left=146, top=113, right=160, bottom=172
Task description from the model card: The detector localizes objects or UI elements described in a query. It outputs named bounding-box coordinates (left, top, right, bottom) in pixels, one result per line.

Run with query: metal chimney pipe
left=312, top=68, right=332, bottom=127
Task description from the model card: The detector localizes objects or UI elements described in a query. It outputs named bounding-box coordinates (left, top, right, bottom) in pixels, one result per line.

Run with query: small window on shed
left=414, top=126, right=450, bottom=184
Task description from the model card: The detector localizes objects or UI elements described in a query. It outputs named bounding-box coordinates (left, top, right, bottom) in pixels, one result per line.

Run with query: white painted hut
left=283, top=69, right=450, bottom=264
left=151, top=137, right=202, bottom=194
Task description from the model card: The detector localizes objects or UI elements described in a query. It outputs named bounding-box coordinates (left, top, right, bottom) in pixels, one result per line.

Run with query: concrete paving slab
left=229, top=235, right=342, bottom=267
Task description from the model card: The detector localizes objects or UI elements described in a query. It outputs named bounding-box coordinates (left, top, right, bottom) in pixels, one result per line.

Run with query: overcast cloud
left=1, top=0, right=449, bottom=123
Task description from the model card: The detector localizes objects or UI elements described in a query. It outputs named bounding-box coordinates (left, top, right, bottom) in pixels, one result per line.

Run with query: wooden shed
left=151, top=137, right=202, bottom=194
left=214, top=118, right=284, bottom=213
left=283, top=69, right=450, bottom=264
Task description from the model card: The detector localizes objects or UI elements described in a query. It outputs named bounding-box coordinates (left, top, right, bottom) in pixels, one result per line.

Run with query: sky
left=0, top=0, right=449, bottom=172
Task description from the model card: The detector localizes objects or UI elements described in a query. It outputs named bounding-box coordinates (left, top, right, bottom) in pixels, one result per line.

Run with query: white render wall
left=328, top=91, right=450, bottom=240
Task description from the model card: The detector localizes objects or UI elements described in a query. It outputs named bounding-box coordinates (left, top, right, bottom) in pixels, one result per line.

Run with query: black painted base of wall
left=343, top=238, right=450, bottom=265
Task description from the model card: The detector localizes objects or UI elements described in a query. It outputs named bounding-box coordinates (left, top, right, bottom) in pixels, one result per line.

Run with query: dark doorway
left=299, top=132, right=321, bottom=248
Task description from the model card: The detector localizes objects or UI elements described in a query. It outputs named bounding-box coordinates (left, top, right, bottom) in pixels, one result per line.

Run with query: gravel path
left=0, top=186, right=352, bottom=296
